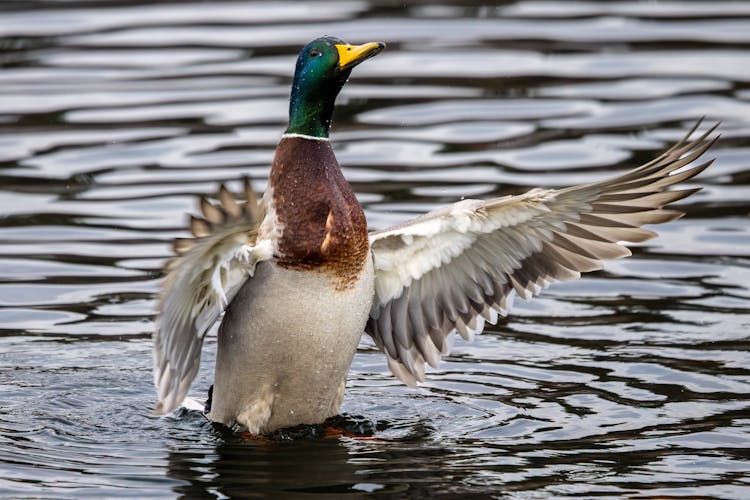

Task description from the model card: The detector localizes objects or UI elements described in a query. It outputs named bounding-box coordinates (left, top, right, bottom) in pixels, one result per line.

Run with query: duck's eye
left=309, top=48, right=322, bottom=58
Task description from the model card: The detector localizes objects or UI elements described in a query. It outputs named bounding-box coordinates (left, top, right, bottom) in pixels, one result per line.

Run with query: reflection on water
left=168, top=430, right=371, bottom=497
left=1, top=0, right=749, bottom=497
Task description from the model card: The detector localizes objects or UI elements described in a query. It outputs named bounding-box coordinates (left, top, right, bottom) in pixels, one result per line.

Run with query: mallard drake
left=153, top=36, right=717, bottom=434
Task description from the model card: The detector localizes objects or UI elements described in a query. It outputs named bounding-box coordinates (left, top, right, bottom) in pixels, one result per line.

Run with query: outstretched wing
left=153, top=179, right=272, bottom=414
left=367, top=121, right=718, bottom=386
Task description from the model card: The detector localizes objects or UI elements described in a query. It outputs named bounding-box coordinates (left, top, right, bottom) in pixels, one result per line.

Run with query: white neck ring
left=281, top=133, right=330, bottom=142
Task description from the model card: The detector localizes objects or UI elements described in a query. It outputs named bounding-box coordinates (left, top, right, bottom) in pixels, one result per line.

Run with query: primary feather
left=366, top=121, right=718, bottom=386
left=153, top=179, right=272, bottom=415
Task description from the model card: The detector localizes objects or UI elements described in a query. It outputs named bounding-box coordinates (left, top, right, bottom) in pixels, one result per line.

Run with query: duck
left=152, top=36, right=717, bottom=434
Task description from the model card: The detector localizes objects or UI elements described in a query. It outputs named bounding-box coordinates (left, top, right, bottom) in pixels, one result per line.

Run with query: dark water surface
left=2, top=1, right=750, bottom=498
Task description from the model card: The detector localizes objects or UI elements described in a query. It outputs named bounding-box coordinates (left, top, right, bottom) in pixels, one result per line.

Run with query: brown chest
left=269, top=137, right=369, bottom=288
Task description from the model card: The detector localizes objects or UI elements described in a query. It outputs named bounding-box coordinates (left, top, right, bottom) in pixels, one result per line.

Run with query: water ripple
left=1, top=0, right=749, bottom=498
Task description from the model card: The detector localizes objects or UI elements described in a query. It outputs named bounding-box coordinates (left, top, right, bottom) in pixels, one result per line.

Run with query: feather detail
left=153, top=179, right=271, bottom=415
left=366, top=120, right=718, bottom=386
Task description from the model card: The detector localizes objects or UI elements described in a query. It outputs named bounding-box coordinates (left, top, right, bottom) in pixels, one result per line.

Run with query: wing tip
left=387, top=356, right=421, bottom=388
left=151, top=401, right=168, bottom=416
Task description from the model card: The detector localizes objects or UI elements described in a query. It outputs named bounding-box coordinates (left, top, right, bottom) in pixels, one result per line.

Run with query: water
left=1, top=1, right=749, bottom=498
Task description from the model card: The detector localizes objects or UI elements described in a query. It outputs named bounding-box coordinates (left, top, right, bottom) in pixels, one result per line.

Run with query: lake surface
left=1, top=1, right=750, bottom=498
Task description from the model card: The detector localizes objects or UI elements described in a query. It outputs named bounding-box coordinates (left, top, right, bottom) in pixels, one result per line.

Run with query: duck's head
left=287, top=36, right=385, bottom=138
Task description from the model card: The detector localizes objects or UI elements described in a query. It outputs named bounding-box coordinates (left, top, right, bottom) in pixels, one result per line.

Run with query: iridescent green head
left=286, top=36, right=385, bottom=138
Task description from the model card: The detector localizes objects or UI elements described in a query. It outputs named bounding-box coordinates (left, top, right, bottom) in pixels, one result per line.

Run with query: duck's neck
left=285, top=69, right=349, bottom=138
left=286, top=93, right=335, bottom=138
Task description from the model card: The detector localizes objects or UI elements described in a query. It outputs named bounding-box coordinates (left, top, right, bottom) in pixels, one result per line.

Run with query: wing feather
left=153, top=180, right=271, bottom=415
left=367, top=121, right=718, bottom=385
